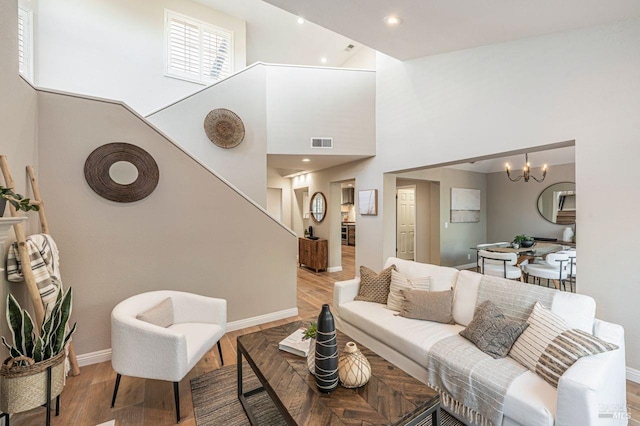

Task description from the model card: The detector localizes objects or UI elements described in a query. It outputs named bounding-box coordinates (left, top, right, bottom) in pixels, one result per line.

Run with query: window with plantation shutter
left=18, top=7, right=33, bottom=81
left=165, top=10, right=233, bottom=84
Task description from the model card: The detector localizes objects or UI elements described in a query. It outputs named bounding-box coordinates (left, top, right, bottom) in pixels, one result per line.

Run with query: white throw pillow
left=136, top=298, right=174, bottom=328
left=386, top=270, right=431, bottom=311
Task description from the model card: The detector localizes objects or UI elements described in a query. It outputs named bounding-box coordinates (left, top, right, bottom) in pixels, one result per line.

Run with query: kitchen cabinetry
left=341, top=223, right=356, bottom=246
left=298, top=238, right=328, bottom=272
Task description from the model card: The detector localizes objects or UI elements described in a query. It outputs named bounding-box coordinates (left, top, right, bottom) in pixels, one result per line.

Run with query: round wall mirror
left=537, top=182, right=576, bottom=224
left=310, top=192, right=327, bottom=223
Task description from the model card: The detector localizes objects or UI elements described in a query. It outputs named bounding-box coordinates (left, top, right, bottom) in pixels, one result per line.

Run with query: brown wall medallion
left=204, top=108, right=245, bottom=149
left=84, top=143, right=159, bottom=203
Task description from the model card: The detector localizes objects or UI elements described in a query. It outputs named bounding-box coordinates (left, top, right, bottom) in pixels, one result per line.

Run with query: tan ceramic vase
left=338, top=342, right=371, bottom=388
left=307, top=338, right=316, bottom=375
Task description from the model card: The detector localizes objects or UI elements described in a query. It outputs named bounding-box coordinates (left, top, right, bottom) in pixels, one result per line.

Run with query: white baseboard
left=77, top=348, right=112, bottom=367
left=226, top=307, right=299, bottom=332
left=328, top=266, right=343, bottom=273
left=627, top=367, right=640, bottom=384
left=76, top=308, right=299, bottom=367
left=455, top=262, right=477, bottom=270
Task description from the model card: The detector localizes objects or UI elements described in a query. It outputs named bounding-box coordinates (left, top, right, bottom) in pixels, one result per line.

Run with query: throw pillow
left=355, top=265, right=396, bottom=304
left=509, top=301, right=618, bottom=388
left=386, top=270, right=431, bottom=311
left=398, top=289, right=453, bottom=324
left=136, top=297, right=174, bottom=328
left=459, top=300, right=529, bottom=359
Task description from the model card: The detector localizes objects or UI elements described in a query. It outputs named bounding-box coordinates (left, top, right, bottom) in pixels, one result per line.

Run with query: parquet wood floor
left=10, top=245, right=638, bottom=425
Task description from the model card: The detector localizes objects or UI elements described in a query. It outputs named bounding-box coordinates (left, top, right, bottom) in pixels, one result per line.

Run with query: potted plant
left=0, top=288, right=76, bottom=414
left=513, top=234, right=535, bottom=248
left=302, top=322, right=317, bottom=375
left=0, top=185, right=40, bottom=217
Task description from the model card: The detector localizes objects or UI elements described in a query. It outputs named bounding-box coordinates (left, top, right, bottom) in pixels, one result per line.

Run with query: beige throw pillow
left=398, top=289, right=453, bottom=324
left=355, top=265, right=396, bottom=304
left=509, top=301, right=618, bottom=387
left=136, top=297, right=174, bottom=328
left=387, top=270, right=431, bottom=311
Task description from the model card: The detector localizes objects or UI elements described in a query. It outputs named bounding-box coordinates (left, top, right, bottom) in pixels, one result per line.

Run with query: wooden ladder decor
left=0, top=155, right=81, bottom=376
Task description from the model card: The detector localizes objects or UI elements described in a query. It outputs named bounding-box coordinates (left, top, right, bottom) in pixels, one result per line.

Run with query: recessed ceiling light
left=320, top=57, right=327, bottom=64
left=297, top=17, right=305, bottom=24
left=383, top=15, right=402, bottom=26
left=302, top=158, right=310, bottom=162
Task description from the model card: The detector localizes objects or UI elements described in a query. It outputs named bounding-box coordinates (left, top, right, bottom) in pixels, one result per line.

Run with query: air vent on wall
left=311, top=137, right=333, bottom=148
left=344, top=44, right=355, bottom=52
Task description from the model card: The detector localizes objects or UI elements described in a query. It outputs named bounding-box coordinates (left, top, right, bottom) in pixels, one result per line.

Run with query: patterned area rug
left=190, top=363, right=463, bottom=425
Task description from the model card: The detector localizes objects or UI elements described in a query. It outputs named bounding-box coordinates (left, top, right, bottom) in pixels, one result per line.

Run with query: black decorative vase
left=315, top=304, right=338, bottom=393
left=521, top=239, right=535, bottom=248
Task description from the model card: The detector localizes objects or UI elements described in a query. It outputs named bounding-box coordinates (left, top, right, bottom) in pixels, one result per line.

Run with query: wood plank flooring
left=11, top=245, right=639, bottom=425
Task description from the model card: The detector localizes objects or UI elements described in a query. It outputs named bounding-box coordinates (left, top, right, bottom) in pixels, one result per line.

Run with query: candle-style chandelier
left=505, top=153, right=547, bottom=183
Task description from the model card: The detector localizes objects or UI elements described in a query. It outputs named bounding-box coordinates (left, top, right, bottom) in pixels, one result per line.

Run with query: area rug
left=190, top=363, right=463, bottom=426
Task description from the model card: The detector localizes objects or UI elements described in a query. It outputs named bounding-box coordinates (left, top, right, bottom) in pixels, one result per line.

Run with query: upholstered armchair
left=110, top=291, right=226, bottom=423
left=478, top=250, right=523, bottom=280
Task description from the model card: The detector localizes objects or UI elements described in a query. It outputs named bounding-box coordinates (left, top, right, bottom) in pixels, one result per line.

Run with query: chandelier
left=505, top=153, right=547, bottom=182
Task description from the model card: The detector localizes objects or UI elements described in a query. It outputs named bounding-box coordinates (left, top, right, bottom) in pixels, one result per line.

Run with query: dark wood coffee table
left=237, top=321, right=440, bottom=425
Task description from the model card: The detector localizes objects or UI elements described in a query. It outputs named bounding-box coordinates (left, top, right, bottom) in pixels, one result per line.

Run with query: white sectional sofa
left=333, top=257, right=628, bottom=426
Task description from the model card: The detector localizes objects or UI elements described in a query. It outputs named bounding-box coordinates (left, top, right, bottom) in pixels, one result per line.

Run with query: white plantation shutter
left=18, top=7, right=33, bottom=80
left=165, top=10, right=233, bottom=84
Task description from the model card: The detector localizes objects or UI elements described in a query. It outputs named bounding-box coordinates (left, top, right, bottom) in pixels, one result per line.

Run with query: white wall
left=0, top=0, right=39, bottom=359
left=340, top=46, right=376, bottom=70
left=35, top=0, right=247, bottom=114
left=36, top=90, right=297, bottom=355
left=267, top=167, right=292, bottom=229
left=148, top=65, right=268, bottom=206
left=266, top=66, right=376, bottom=156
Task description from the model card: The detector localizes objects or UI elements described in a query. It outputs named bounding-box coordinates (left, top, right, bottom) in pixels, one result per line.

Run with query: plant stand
left=0, top=363, right=61, bottom=426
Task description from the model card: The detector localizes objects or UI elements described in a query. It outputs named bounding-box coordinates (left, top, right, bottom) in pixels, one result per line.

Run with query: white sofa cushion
left=337, top=300, right=463, bottom=366
left=384, top=257, right=458, bottom=291
left=503, top=371, right=557, bottom=426
left=452, top=270, right=482, bottom=326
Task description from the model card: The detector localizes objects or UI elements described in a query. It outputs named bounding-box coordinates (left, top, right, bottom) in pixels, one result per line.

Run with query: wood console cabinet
left=298, top=238, right=328, bottom=273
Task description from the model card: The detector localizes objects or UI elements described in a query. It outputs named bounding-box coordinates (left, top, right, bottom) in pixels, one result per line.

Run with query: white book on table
left=278, top=328, right=311, bottom=357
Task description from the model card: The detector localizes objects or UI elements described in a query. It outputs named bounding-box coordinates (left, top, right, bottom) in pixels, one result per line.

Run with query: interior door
left=397, top=187, right=416, bottom=260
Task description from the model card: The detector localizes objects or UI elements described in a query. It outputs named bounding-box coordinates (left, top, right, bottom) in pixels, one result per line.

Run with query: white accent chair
left=522, top=252, right=570, bottom=290
left=475, top=242, right=511, bottom=271
left=478, top=250, right=522, bottom=279
left=110, top=291, right=226, bottom=423
left=558, top=249, right=577, bottom=292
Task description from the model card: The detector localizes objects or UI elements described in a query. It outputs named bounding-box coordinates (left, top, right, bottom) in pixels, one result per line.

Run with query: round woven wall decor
left=84, top=143, right=159, bottom=203
left=203, top=108, right=245, bottom=149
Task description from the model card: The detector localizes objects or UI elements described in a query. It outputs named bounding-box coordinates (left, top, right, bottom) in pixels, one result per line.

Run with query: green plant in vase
left=513, top=234, right=535, bottom=248
left=0, top=185, right=40, bottom=216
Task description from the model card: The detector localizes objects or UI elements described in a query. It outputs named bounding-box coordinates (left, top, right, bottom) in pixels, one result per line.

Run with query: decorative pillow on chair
left=459, top=300, right=529, bottom=359
left=509, top=301, right=618, bottom=387
left=386, top=270, right=431, bottom=311
left=136, top=297, right=174, bottom=328
left=355, top=265, right=396, bottom=304
left=398, top=289, right=453, bottom=323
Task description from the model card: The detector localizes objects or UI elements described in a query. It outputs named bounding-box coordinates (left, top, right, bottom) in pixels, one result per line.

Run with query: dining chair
left=478, top=250, right=522, bottom=280
left=558, top=249, right=576, bottom=292
left=522, top=252, right=570, bottom=290
left=475, top=242, right=512, bottom=271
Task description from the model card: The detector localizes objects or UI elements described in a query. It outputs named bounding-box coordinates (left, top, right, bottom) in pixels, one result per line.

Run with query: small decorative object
left=563, top=227, right=574, bottom=243
left=451, top=188, right=480, bottom=223
left=302, top=322, right=317, bottom=375
left=315, top=304, right=338, bottom=393
left=338, top=342, right=371, bottom=388
left=0, top=185, right=40, bottom=216
left=511, top=242, right=520, bottom=249
left=513, top=234, right=535, bottom=248
left=84, top=143, right=159, bottom=203
left=358, top=189, right=378, bottom=216
left=0, top=288, right=77, bottom=414
left=204, top=108, right=245, bottom=149
left=505, top=153, right=547, bottom=183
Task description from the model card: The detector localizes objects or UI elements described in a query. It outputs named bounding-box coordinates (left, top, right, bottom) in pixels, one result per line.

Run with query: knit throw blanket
left=6, top=234, right=62, bottom=315
left=427, top=275, right=557, bottom=426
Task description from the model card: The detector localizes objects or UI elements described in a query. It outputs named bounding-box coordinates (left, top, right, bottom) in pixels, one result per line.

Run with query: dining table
left=485, top=242, right=564, bottom=265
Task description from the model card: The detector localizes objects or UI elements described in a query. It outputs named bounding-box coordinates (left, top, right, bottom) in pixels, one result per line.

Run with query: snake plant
left=2, top=288, right=77, bottom=366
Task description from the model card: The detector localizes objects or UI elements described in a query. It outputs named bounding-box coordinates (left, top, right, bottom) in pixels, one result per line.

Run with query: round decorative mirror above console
left=537, top=182, right=575, bottom=225
left=310, top=192, right=327, bottom=223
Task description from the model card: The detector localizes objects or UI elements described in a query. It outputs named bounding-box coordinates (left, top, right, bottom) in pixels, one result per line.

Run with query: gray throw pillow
left=136, top=297, right=174, bottom=328
left=355, top=265, right=396, bottom=304
left=460, top=300, right=529, bottom=359
left=398, top=289, right=453, bottom=324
